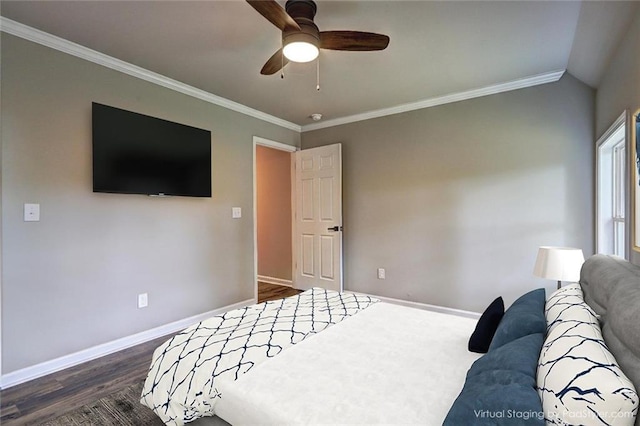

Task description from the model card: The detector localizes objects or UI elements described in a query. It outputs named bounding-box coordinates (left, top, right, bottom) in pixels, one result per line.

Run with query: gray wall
left=1, top=34, right=299, bottom=373
left=594, top=8, right=640, bottom=265
left=302, top=74, right=594, bottom=312
left=595, top=8, right=640, bottom=137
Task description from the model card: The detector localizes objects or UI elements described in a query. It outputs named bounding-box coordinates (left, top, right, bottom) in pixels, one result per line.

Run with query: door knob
left=327, top=226, right=343, bottom=232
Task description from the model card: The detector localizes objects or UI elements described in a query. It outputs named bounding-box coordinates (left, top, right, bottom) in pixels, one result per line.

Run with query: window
left=596, top=113, right=626, bottom=258
left=612, top=140, right=625, bottom=257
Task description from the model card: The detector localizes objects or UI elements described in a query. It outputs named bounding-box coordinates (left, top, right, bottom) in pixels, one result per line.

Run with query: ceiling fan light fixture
left=248, top=0, right=389, bottom=75
left=283, top=42, right=319, bottom=62
left=282, top=32, right=319, bottom=63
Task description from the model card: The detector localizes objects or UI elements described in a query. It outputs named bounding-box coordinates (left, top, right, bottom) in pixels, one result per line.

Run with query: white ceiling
left=1, top=1, right=638, bottom=128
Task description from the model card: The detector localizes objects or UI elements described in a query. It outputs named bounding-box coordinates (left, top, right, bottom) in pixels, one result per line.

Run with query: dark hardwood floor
left=0, top=283, right=302, bottom=425
left=0, top=334, right=171, bottom=425
left=257, top=281, right=302, bottom=302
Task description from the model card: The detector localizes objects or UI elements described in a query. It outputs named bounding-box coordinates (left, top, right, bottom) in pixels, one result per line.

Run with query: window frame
left=596, top=111, right=627, bottom=258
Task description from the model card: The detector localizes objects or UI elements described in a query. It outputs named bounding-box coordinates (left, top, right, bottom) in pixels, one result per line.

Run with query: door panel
left=320, top=177, right=334, bottom=220
left=320, top=235, right=334, bottom=280
left=301, top=178, right=314, bottom=220
left=294, top=144, right=342, bottom=291
left=301, top=234, right=315, bottom=276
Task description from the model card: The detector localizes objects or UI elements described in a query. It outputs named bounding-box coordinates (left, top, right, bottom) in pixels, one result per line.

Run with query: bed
left=141, top=254, right=640, bottom=425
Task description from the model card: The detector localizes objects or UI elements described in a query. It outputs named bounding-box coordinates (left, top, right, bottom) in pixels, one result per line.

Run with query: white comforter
left=215, top=302, right=481, bottom=425
left=140, top=289, right=378, bottom=425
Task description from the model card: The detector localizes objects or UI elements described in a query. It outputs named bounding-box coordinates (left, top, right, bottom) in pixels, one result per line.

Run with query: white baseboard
left=346, top=291, right=481, bottom=319
left=257, top=275, right=293, bottom=287
left=0, top=298, right=253, bottom=389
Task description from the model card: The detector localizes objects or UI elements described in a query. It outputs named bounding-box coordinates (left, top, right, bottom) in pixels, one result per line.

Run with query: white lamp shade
left=533, top=246, right=585, bottom=282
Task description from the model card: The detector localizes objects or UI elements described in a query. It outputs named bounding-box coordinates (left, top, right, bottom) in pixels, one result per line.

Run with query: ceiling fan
left=247, top=0, right=390, bottom=75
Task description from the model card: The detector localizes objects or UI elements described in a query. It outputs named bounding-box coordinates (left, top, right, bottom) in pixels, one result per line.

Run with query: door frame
left=252, top=136, right=298, bottom=302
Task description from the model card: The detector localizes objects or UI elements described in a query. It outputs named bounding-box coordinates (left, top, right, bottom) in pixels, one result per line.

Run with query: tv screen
left=92, top=102, right=212, bottom=197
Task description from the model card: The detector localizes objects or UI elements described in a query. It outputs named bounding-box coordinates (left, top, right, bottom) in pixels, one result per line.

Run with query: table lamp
left=533, top=246, right=585, bottom=289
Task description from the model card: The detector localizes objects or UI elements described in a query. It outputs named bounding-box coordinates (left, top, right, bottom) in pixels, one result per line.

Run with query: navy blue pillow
left=468, top=297, right=504, bottom=353
left=467, top=333, right=544, bottom=379
left=443, top=372, right=544, bottom=426
left=489, top=288, right=546, bottom=351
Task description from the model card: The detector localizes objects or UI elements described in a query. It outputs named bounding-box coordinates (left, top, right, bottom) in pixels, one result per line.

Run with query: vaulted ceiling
left=2, top=1, right=637, bottom=129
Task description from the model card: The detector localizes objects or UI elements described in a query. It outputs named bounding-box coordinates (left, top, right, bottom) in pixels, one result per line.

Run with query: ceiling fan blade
left=261, top=49, right=289, bottom=75
left=320, top=31, right=390, bottom=51
left=246, top=0, right=300, bottom=32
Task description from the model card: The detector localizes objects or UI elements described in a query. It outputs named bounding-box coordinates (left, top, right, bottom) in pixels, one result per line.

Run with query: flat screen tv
left=92, top=102, right=212, bottom=197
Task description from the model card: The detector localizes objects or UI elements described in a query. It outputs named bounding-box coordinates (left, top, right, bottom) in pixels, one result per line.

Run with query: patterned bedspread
left=140, top=288, right=378, bottom=425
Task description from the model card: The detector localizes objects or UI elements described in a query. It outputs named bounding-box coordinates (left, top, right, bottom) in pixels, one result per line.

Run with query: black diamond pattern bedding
left=140, top=288, right=378, bottom=425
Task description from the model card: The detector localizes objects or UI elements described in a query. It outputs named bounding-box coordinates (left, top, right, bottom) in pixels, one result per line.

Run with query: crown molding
left=2, top=17, right=565, bottom=134
left=302, top=69, right=566, bottom=132
left=0, top=17, right=302, bottom=132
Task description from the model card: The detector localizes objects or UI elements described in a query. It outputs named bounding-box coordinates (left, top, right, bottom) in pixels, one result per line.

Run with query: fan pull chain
left=281, top=42, right=285, bottom=79
left=316, top=57, right=320, bottom=91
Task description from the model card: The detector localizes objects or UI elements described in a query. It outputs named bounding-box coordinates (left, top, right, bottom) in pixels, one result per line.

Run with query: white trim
left=346, top=291, right=481, bottom=320
left=257, top=275, right=293, bottom=287
left=596, top=111, right=627, bottom=256
left=301, top=70, right=566, bottom=132
left=0, top=68, right=3, bottom=377
left=254, top=136, right=297, bottom=153
left=0, top=17, right=301, bottom=132
left=1, top=18, right=566, bottom=134
left=596, top=112, right=627, bottom=148
left=291, top=153, right=297, bottom=292
left=0, top=298, right=253, bottom=389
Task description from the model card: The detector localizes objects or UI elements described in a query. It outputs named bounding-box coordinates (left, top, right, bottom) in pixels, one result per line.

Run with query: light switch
left=138, top=293, right=148, bottom=308
left=232, top=207, right=242, bottom=219
left=24, top=203, right=40, bottom=222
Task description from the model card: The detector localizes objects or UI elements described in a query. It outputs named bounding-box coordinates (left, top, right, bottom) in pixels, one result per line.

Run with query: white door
left=294, top=143, right=342, bottom=292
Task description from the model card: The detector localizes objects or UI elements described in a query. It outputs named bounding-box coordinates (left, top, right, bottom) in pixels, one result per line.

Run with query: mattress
left=215, top=302, right=481, bottom=425
left=140, top=289, right=378, bottom=425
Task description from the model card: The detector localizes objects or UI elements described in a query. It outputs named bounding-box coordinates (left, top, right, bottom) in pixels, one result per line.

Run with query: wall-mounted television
left=92, top=102, right=212, bottom=197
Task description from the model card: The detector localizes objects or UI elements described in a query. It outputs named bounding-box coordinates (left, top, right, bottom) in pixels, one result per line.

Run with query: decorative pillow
left=444, top=370, right=544, bottom=425
left=546, top=296, right=600, bottom=339
left=468, top=333, right=544, bottom=379
left=545, top=283, right=583, bottom=314
left=537, top=299, right=639, bottom=425
left=489, top=288, right=546, bottom=351
left=468, top=297, right=505, bottom=353
left=545, top=284, right=597, bottom=334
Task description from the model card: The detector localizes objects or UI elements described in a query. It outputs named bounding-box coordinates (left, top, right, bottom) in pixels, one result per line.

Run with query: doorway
left=253, top=137, right=344, bottom=301
left=253, top=137, right=297, bottom=302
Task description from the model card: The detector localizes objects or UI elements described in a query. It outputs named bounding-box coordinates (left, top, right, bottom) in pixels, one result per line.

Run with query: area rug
left=42, top=380, right=164, bottom=426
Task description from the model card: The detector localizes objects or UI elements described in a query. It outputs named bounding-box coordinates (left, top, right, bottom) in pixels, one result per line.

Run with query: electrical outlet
left=232, top=207, right=242, bottom=218
left=138, top=293, right=148, bottom=308
left=377, top=268, right=386, bottom=279
left=24, top=203, right=40, bottom=222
